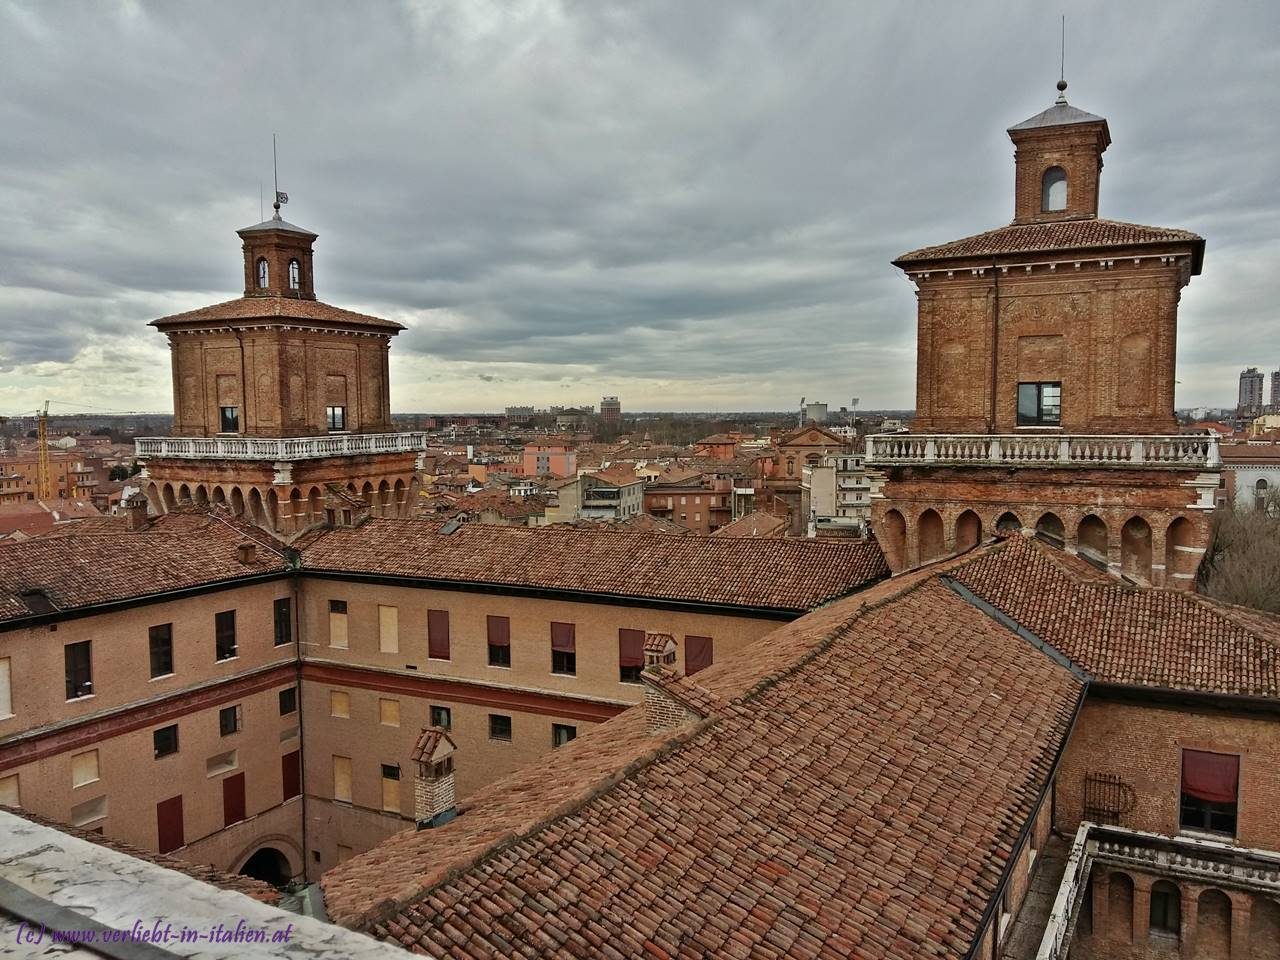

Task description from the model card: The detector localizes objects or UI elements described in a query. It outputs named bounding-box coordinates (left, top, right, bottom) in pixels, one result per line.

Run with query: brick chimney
left=123, top=493, right=150, bottom=531
left=411, top=727, right=458, bottom=830
left=641, top=632, right=702, bottom=735
left=235, top=541, right=257, bottom=565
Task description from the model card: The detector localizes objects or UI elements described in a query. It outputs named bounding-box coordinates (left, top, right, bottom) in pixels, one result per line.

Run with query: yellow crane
left=36, top=401, right=53, bottom=500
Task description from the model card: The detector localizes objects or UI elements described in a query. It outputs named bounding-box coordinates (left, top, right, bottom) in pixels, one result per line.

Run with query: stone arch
left=361, top=481, right=374, bottom=511
left=239, top=847, right=292, bottom=886
left=377, top=479, right=391, bottom=517
left=144, top=482, right=161, bottom=515
left=1249, top=898, right=1280, bottom=958
left=288, top=488, right=303, bottom=530
left=918, top=508, right=945, bottom=562
left=210, top=485, right=228, bottom=507
left=881, top=509, right=907, bottom=571
left=1149, top=879, right=1181, bottom=939
left=955, top=510, right=982, bottom=552
left=1035, top=512, right=1066, bottom=547
left=177, top=483, right=191, bottom=504
left=193, top=484, right=209, bottom=507
left=1108, top=870, right=1134, bottom=944
left=1165, top=517, right=1199, bottom=585
left=161, top=483, right=177, bottom=512
left=232, top=834, right=304, bottom=885
left=1042, top=165, right=1067, bottom=212
left=308, top=486, right=323, bottom=522
left=1197, top=888, right=1232, bottom=958
left=995, top=511, right=1022, bottom=535
left=229, top=487, right=246, bottom=517
left=248, top=487, right=266, bottom=526
left=1078, top=514, right=1108, bottom=562
left=266, top=489, right=279, bottom=529
left=393, top=478, right=407, bottom=518
left=1121, top=516, right=1153, bottom=583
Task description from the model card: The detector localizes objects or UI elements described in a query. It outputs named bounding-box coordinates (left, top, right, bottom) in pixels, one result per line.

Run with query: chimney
left=642, top=632, right=700, bottom=735
left=644, top=631, right=677, bottom=672
left=235, top=541, right=256, bottom=565
left=124, top=493, right=150, bottom=532
left=411, top=727, right=458, bottom=830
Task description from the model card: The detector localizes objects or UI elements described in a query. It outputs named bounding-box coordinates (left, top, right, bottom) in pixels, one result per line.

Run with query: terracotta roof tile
left=150, top=295, right=404, bottom=331
left=894, top=217, right=1202, bottom=266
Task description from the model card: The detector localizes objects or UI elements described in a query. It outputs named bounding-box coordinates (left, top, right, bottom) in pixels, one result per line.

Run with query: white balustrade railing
left=865, top=433, right=1220, bottom=469
left=135, top=432, right=432, bottom=462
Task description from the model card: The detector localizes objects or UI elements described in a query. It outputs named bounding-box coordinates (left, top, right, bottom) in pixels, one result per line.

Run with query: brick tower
left=868, top=81, right=1220, bottom=587
left=137, top=206, right=426, bottom=536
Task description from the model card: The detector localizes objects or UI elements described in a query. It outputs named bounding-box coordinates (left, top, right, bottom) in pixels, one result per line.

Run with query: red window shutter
left=223, top=772, right=246, bottom=826
left=428, top=610, right=451, bottom=659
left=551, top=622, right=575, bottom=652
left=487, top=615, right=511, bottom=647
left=282, top=750, right=301, bottom=801
left=1181, top=750, right=1239, bottom=804
left=156, top=795, right=184, bottom=854
left=685, top=635, right=713, bottom=675
left=618, top=629, right=645, bottom=668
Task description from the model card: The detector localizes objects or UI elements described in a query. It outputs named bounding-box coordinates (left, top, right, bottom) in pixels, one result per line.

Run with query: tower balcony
left=135, top=432, right=432, bottom=462
left=865, top=433, right=1220, bottom=470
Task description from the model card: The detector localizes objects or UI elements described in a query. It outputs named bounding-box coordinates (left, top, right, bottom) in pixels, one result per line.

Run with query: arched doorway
left=239, top=847, right=293, bottom=887
left=995, top=511, right=1022, bottom=535
left=955, top=510, right=982, bottom=552
left=1035, top=512, right=1065, bottom=547
left=1121, top=516, right=1153, bottom=583
left=194, top=485, right=209, bottom=507
left=919, top=509, right=945, bottom=562
left=1078, top=514, right=1108, bottom=563
left=211, top=486, right=228, bottom=507
left=881, top=509, right=907, bottom=571
left=177, top=483, right=191, bottom=504
left=1108, top=871, right=1134, bottom=944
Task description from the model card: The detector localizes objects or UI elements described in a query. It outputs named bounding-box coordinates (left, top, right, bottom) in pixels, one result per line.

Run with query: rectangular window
left=552, top=723, right=577, bottom=748
left=619, top=629, right=645, bottom=683
left=330, top=690, right=351, bottom=719
left=65, top=641, right=93, bottom=700
left=381, top=763, right=400, bottom=813
left=326, top=405, right=346, bottom=431
left=379, top=698, right=400, bottom=727
left=156, top=795, right=183, bottom=853
left=430, top=705, right=452, bottom=730
left=218, top=704, right=242, bottom=736
left=273, top=597, right=292, bottom=647
left=328, top=600, right=348, bottom=650
left=153, top=724, right=179, bottom=759
left=279, top=686, right=297, bottom=716
left=685, top=635, right=714, bottom=675
left=148, top=624, right=174, bottom=678
left=214, top=611, right=236, bottom=661
left=206, top=749, right=237, bottom=777
left=71, top=795, right=107, bottom=827
left=222, top=772, right=246, bottom=826
left=219, top=406, right=240, bottom=433
left=281, top=750, right=301, bottom=801
left=428, top=609, right=451, bottom=660
left=0, top=657, right=10, bottom=717
left=71, top=749, right=99, bottom=788
left=1180, top=749, right=1239, bottom=836
left=489, top=713, right=512, bottom=741
left=551, top=622, right=576, bottom=676
left=487, top=615, right=511, bottom=667
left=1016, top=382, right=1062, bottom=427
left=378, top=605, right=399, bottom=653
left=0, top=774, right=18, bottom=807
left=332, top=756, right=352, bottom=803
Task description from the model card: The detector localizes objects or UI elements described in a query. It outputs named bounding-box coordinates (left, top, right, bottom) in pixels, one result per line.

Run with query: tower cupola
left=1007, top=81, right=1111, bottom=225
left=236, top=208, right=318, bottom=300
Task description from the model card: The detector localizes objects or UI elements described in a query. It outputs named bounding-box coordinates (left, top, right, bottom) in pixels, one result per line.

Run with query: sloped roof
left=1008, top=100, right=1106, bottom=132
left=150, top=296, right=404, bottom=331
left=236, top=215, right=318, bottom=238
left=710, top=510, right=787, bottom=539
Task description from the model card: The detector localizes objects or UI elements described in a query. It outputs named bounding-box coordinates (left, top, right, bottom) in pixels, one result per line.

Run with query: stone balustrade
left=865, top=433, right=1220, bottom=470
left=135, top=432, right=432, bottom=462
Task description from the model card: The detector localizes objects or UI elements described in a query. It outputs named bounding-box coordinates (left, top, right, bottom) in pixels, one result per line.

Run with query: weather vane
left=272, top=133, right=289, bottom=218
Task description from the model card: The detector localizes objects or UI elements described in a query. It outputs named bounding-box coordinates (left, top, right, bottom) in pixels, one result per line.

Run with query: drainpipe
left=291, top=561, right=309, bottom=883
left=989, top=256, right=1000, bottom=433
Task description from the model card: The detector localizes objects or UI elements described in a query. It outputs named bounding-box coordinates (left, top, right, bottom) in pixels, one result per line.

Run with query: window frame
left=429, top=705, right=451, bottom=730
left=218, top=704, right=242, bottom=737
left=487, top=615, right=511, bottom=668
left=288, top=258, right=301, bottom=290
left=64, top=641, right=93, bottom=700
left=278, top=686, right=298, bottom=716
left=326, top=405, right=347, bottom=432
left=488, top=713, right=513, bottom=741
left=148, top=623, right=174, bottom=679
left=273, top=597, right=292, bottom=647
left=551, top=723, right=577, bottom=748
left=1041, top=165, right=1068, bottom=212
left=550, top=621, right=576, bottom=676
left=618, top=628, right=645, bottom=684
left=1178, top=748, right=1240, bottom=837
left=218, top=406, right=240, bottom=434
left=153, top=724, right=180, bottom=759
left=1016, top=382, right=1062, bottom=428
left=214, top=610, right=237, bottom=662
left=256, top=257, right=269, bottom=288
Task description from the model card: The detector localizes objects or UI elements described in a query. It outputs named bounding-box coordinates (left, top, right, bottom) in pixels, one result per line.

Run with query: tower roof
left=236, top=215, right=318, bottom=239
left=1008, top=100, right=1107, bottom=132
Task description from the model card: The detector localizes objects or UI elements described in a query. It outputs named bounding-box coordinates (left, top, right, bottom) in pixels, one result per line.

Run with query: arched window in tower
left=1041, top=166, right=1067, bottom=212
left=256, top=258, right=269, bottom=289
left=288, top=259, right=301, bottom=290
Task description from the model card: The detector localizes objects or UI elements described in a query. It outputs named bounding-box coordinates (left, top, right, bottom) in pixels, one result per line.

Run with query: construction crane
left=36, top=401, right=53, bottom=500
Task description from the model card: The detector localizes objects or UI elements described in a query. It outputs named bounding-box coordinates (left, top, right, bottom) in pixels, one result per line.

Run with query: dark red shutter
left=223, top=772, right=246, bottom=826
left=1182, top=750, right=1239, bottom=804
left=282, top=750, right=301, bottom=801
left=685, top=636, right=713, bottom=675
left=157, top=795, right=184, bottom=854
left=487, top=616, right=511, bottom=647
left=428, top=610, right=451, bottom=659
left=551, top=622, right=576, bottom=652
left=618, top=629, right=645, bottom=668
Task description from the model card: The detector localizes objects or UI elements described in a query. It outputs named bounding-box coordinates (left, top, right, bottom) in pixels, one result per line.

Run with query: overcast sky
left=1, top=1, right=1277, bottom=415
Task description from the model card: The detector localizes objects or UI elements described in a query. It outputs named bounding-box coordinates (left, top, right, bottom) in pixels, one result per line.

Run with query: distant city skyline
left=2, top=1, right=1278, bottom=415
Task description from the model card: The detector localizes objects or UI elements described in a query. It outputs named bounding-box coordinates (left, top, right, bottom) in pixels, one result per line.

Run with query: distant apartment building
left=800, top=452, right=873, bottom=535
left=1239, top=367, right=1265, bottom=414
left=803, top=401, right=828, bottom=423
left=521, top=441, right=576, bottom=478
left=0, top=450, right=104, bottom=501
left=1273, top=369, right=1280, bottom=410
left=599, top=396, right=621, bottom=429
left=1219, top=442, right=1280, bottom=512
left=548, top=467, right=644, bottom=523
left=504, top=406, right=536, bottom=426
left=644, top=468, right=732, bottom=534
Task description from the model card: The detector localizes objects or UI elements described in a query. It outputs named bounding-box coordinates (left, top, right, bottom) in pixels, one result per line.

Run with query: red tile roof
left=894, top=218, right=1203, bottom=269
left=710, top=510, right=787, bottom=539
left=150, top=295, right=404, bottom=331
left=1220, top=442, right=1280, bottom=462
left=298, top=519, right=887, bottom=612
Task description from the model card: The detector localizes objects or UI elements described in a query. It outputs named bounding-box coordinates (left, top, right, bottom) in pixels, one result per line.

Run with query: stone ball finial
left=1056, top=79, right=1068, bottom=93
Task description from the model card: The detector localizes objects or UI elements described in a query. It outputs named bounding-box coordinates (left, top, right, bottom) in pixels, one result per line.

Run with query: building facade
left=1239, top=367, right=1265, bottom=416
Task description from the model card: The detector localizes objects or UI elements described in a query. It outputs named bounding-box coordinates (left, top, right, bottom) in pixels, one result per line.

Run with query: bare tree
left=1201, top=489, right=1280, bottom=613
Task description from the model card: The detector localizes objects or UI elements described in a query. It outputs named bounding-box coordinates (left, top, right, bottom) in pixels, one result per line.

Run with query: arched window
left=1042, top=166, right=1067, bottom=212
left=288, top=259, right=301, bottom=290
left=256, top=258, right=269, bottom=288
left=1256, top=477, right=1270, bottom=513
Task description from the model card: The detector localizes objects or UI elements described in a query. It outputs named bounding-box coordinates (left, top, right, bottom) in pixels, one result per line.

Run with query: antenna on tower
left=1056, top=15, right=1068, bottom=103
left=272, top=133, right=289, bottom=218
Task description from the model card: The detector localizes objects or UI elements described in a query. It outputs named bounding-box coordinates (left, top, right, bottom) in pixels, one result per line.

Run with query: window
left=685, top=635, right=714, bottom=675
left=330, top=690, right=350, bottom=718
left=288, top=259, right=301, bottom=290
left=279, top=686, right=297, bottom=716
left=381, top=764, right=400, bottom=813
left=430, top=705, right=452, bottom=730
left=65, top=641, right=93, bottom=700
left=214, top=611, right=237, bottom=661
left=1041, top=166, right=1067, bottom=212
left=432, top=756, right=454, bottom=779
left=1149, top=881, right=1181, bottom=937
left=0, top=774, right=18, bottom=807
left=487, top=615, right=511, bottom=667
left=219, top=406, right=240, bottom=433
left=619, top=629, right=645, bottom=683
left=149, top=624, right=174, bottom=678
left=153, top=724, right=179, bottom=759
left=379, top=698, right=400, bottom=727
left=70, top=795, right=107, bottom=827
left=328, top=599, right=349, bottom=651
left=218, top=704, right=242, bottom=736
left=552, top=723, right=577, bottom=748
left=0, top=657, right=10, bottom=717
left=378, top=605, right=399, bottom=653
left=427, top=609, right=451, bottom=660
left=551, top=622, right=576, bottom=675
left=206, top=749, right=237, bottom=777
left=489, top=713, right=512, bottom=741
left=256, top=257, right=269, bottom=288
left=333, top=756, right=352, bottom=803
left=1256, top=478, right=1270, bottom=513
left=326, top=405, right=346, bottom=431
left=273, top=597, right=292, bottom=646
left=71, top=749, right=99, bottom=788
left=1016, top=382, right=1062, bottom=427
left=1180, top=749, right=1239, bottom=836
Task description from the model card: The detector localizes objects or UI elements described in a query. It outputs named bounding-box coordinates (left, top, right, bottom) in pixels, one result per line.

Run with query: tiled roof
left=952, top=537, right=1280, bottom=698
left=0, top=511, right=290, bottom=626
left=894, top=218, right=1203, bottom=267
left=322, top=562, right=1083, bottom=957
left=711, top=510, right=788, bottom=539
left=1221, top=442, right=1280, bottom=461
left=150, top=296, right=404, bottom=331
left=298, top=519, right=888, bottom=612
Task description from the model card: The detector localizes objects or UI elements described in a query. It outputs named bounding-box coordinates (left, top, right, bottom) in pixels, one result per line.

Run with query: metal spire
left=272, top=133, right=289, bottom=219
left=1055, top=15, right=1068, bottom=104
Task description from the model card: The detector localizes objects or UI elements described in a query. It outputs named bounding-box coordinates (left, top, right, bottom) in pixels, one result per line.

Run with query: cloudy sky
left=2, top=1, right=1277, bottom=415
